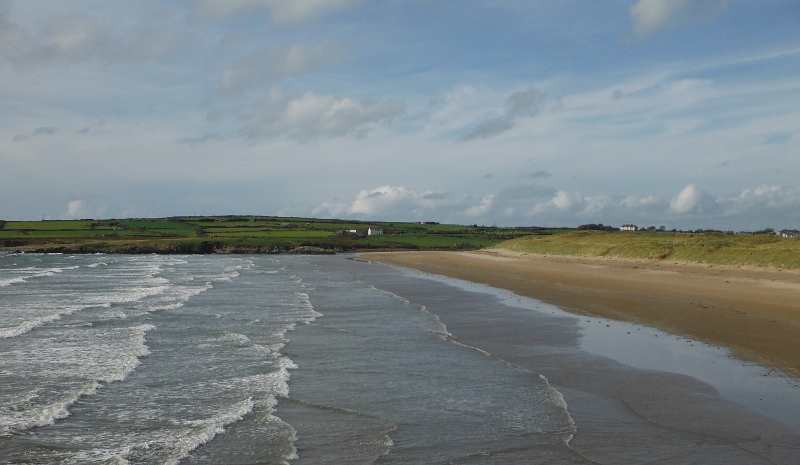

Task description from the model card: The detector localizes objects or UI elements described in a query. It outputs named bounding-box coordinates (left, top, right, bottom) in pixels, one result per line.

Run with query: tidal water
left=1, top=252, right=798, bottom=464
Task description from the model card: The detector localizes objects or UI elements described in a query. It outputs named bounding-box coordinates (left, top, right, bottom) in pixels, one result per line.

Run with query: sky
left=1, top=0, right=799, bottom=230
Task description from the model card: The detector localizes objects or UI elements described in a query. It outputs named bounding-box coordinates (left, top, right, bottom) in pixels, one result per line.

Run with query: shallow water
left=402, top=266, right=800, bottom=431
left=1, top=253, right=798, bottom=464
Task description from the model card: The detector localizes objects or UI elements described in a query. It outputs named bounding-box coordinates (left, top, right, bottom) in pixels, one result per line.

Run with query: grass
left=4, top=217, right=797, bottom=266
left=2, top=220, right=99, bottom=230
left=495, top=230, right=800, bottom=269
left=0, top=216, right=560, bottom=253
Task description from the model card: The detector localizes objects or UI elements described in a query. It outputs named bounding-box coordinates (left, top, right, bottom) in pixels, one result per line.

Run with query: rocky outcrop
left=285, top=246, right=335, bottom=255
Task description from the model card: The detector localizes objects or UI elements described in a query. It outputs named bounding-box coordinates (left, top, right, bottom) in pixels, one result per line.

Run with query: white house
left=367, top=228, right=384, bottom=236
left=620, top=224, right=638, bottom=231
left=778, top=229, right=800, bottom=238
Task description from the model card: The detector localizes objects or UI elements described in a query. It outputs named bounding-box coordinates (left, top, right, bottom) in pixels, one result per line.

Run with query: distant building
left=367, top=228, right=384, bottom=236
left=778, top=229, right=800, bottom=238
left=620, top=224, right=638, bottom=231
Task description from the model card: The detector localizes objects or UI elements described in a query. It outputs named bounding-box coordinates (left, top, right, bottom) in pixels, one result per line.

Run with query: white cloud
left=349, top=185, right=412, bottom=215
left=669, top=184, right=712, bottom=213
left=630, top=0, right=691, bottom=37
left=43, top=13, right=107, bottom=58
left=520, top=183, right=800, bottom=230
left=465, top=195, right=495, bottom=217
left=0, top=10, right=179, bottom=66
left=621, top=195, right=660, bottom=208
left=313, top=186, right=500, bottom=223
left=310, top=183, right=800, bottom=230
left=219, top=43, right=351, bottom=92
left=629, top=0, right=728, bottom=38
left=552, top=190, right=582, bottom=210
left=194, top=0, right=364, bottom=23
left=718, top=185, right=800, bottom=226
left=248, top=91, right=404, bottom=140
left=347, top=185, right=445, bottom=216
left=527, top=188, right=671, bottom=222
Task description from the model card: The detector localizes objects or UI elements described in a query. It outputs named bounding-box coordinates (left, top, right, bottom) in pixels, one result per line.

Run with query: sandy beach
left=363, top=250, right=800, bottom=378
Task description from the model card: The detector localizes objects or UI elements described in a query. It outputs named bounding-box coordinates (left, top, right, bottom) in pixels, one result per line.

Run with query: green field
left=3, top=217, right=797, bottom=267
left=495, top=230, right=800, bottom=269
left=0, top=216, right=558, bottom=253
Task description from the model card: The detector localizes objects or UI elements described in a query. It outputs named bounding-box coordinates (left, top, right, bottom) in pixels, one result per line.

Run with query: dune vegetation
left=495, top=230, right=800, bottom=269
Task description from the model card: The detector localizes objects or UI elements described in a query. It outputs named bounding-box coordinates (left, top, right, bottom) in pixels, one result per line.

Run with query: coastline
left=351, top=255, right=800, bottom=462
left=362, top=249, right=800, bottom=378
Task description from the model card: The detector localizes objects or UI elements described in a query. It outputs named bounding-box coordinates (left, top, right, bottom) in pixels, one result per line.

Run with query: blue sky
left=2, top=0, right=799, bottom=230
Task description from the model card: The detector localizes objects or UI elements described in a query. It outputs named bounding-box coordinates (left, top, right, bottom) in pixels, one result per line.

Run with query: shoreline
left=351, top=256, right=800, bottom=461
left=362, top=249, right=800, bottom=378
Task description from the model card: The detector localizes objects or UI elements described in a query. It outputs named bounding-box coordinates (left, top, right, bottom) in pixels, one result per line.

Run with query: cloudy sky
left=2, top=0, right=798, bottom=230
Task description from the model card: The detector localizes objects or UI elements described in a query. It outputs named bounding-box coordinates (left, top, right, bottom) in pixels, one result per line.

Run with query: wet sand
left=353, top=257, right=800, bottom=463
left=362, top=250, right=800, bottom=378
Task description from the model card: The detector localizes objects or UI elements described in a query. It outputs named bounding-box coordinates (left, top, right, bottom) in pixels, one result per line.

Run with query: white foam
left=0, top=304, right=86, bottom=339
left=119, top=361, right=298, bottom=465
left=0, top=380, right=101, bottom=435
left=0, top=280, right=168, bottom=339
left=141, top=283, right=212, bottom=314
left=217, top=331, right=251, bottom=345
left=161, top=398, right=255, bottom=465
left=369, top=285, right=453, bottom=339
left=0, top=265, right=80, bottom=287
left=294, top=291, right=323, bottom=321
left=0, top=323, right=155, bottom=434
left=1, top=259, right=171, bottom=339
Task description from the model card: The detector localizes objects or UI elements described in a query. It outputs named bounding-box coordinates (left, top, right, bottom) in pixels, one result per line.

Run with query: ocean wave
left=161, top=397, right=256, bottom=465
left=0, top=265, right=80, bottom=287
left=294, top=291, right=323, bottom=321
left=104, top=398, right=257, bottom=465
left=122, top=361, right=297, bottom=465
left=216, top=331, right=252, bottom=346
left=102, top=324, right=155, bottom=383
left=0, top=323, right=155, bottom=435
left=141, top=283, right=212, bottom=314
left=367, top=285, right=453, bottom=338
left=0, top=304, right=87, bottom=339
left=0, top=281, right=168, bottom=339
left=0, top=380, right=101, bottom=435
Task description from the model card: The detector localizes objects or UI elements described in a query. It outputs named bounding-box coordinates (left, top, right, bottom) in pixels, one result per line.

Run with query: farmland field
left=0, top=216, right=557, bottom=253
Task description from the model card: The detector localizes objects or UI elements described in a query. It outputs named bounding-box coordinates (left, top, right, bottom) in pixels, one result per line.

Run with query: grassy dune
left=495, top=230, right=800, bottom=269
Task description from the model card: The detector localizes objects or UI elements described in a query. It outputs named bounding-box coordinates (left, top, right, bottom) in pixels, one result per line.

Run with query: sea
left=1, top=252, right=799, bottom=464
